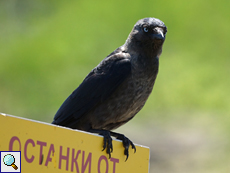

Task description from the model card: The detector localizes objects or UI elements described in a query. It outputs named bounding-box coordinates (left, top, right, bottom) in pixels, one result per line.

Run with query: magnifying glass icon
left=3, top=154, right=18, bottom=170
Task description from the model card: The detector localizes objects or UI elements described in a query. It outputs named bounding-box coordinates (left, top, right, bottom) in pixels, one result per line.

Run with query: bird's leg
left=110, top=131, right=136, bottom=161
left=88, top=129, right=113, bottom=158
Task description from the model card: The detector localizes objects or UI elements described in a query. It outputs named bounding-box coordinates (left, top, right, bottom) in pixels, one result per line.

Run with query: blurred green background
left=0, top=0, right=230, bottom=172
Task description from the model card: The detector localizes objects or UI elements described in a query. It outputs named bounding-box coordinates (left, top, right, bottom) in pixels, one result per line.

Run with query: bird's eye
left=143, top=27, right=148, bottom=33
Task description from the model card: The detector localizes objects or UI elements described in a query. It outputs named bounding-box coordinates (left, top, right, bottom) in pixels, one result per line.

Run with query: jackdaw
left=52, top=17, right=167, bottom=160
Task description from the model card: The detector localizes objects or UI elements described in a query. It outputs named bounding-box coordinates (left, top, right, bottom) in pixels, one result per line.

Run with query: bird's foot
left=110, top=132, right=136, bottom=161
left=89, top=129, right=136, bottom=160
left=89, top=129, right=113, bottom=158
left=100, top=131, right=113, bottom=158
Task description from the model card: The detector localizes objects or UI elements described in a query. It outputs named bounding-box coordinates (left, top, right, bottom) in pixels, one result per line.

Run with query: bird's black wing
left=52, top=53, right=131, bottom=127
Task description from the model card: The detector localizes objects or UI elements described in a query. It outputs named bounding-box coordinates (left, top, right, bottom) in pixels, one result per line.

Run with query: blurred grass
left=0, top=0, right=230, bottom=172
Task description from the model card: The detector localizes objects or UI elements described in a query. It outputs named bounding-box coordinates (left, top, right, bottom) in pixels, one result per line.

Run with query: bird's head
left=125, top=17, right=167, bottom=56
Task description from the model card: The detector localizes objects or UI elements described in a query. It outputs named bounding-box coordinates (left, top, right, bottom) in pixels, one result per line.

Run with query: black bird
left=52, top=17, right=167, bottom=160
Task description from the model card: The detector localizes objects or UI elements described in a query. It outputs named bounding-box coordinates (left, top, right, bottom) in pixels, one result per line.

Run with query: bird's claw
left=117, top=134, right=136, bottom=161
left=100, top=131, right=113, bottom=158
left=130, top=140, right=136, bottom=153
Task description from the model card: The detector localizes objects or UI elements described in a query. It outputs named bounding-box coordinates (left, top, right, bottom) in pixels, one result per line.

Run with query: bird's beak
left=152, top=27, right=165, bottom=40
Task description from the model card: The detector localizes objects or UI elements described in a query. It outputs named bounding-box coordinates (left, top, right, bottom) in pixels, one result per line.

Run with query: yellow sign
left=0, top=113, right=150, bottom=172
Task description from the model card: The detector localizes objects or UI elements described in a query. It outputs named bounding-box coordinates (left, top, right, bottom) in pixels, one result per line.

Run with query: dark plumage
left=52, top=17, right=167, bottom=160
